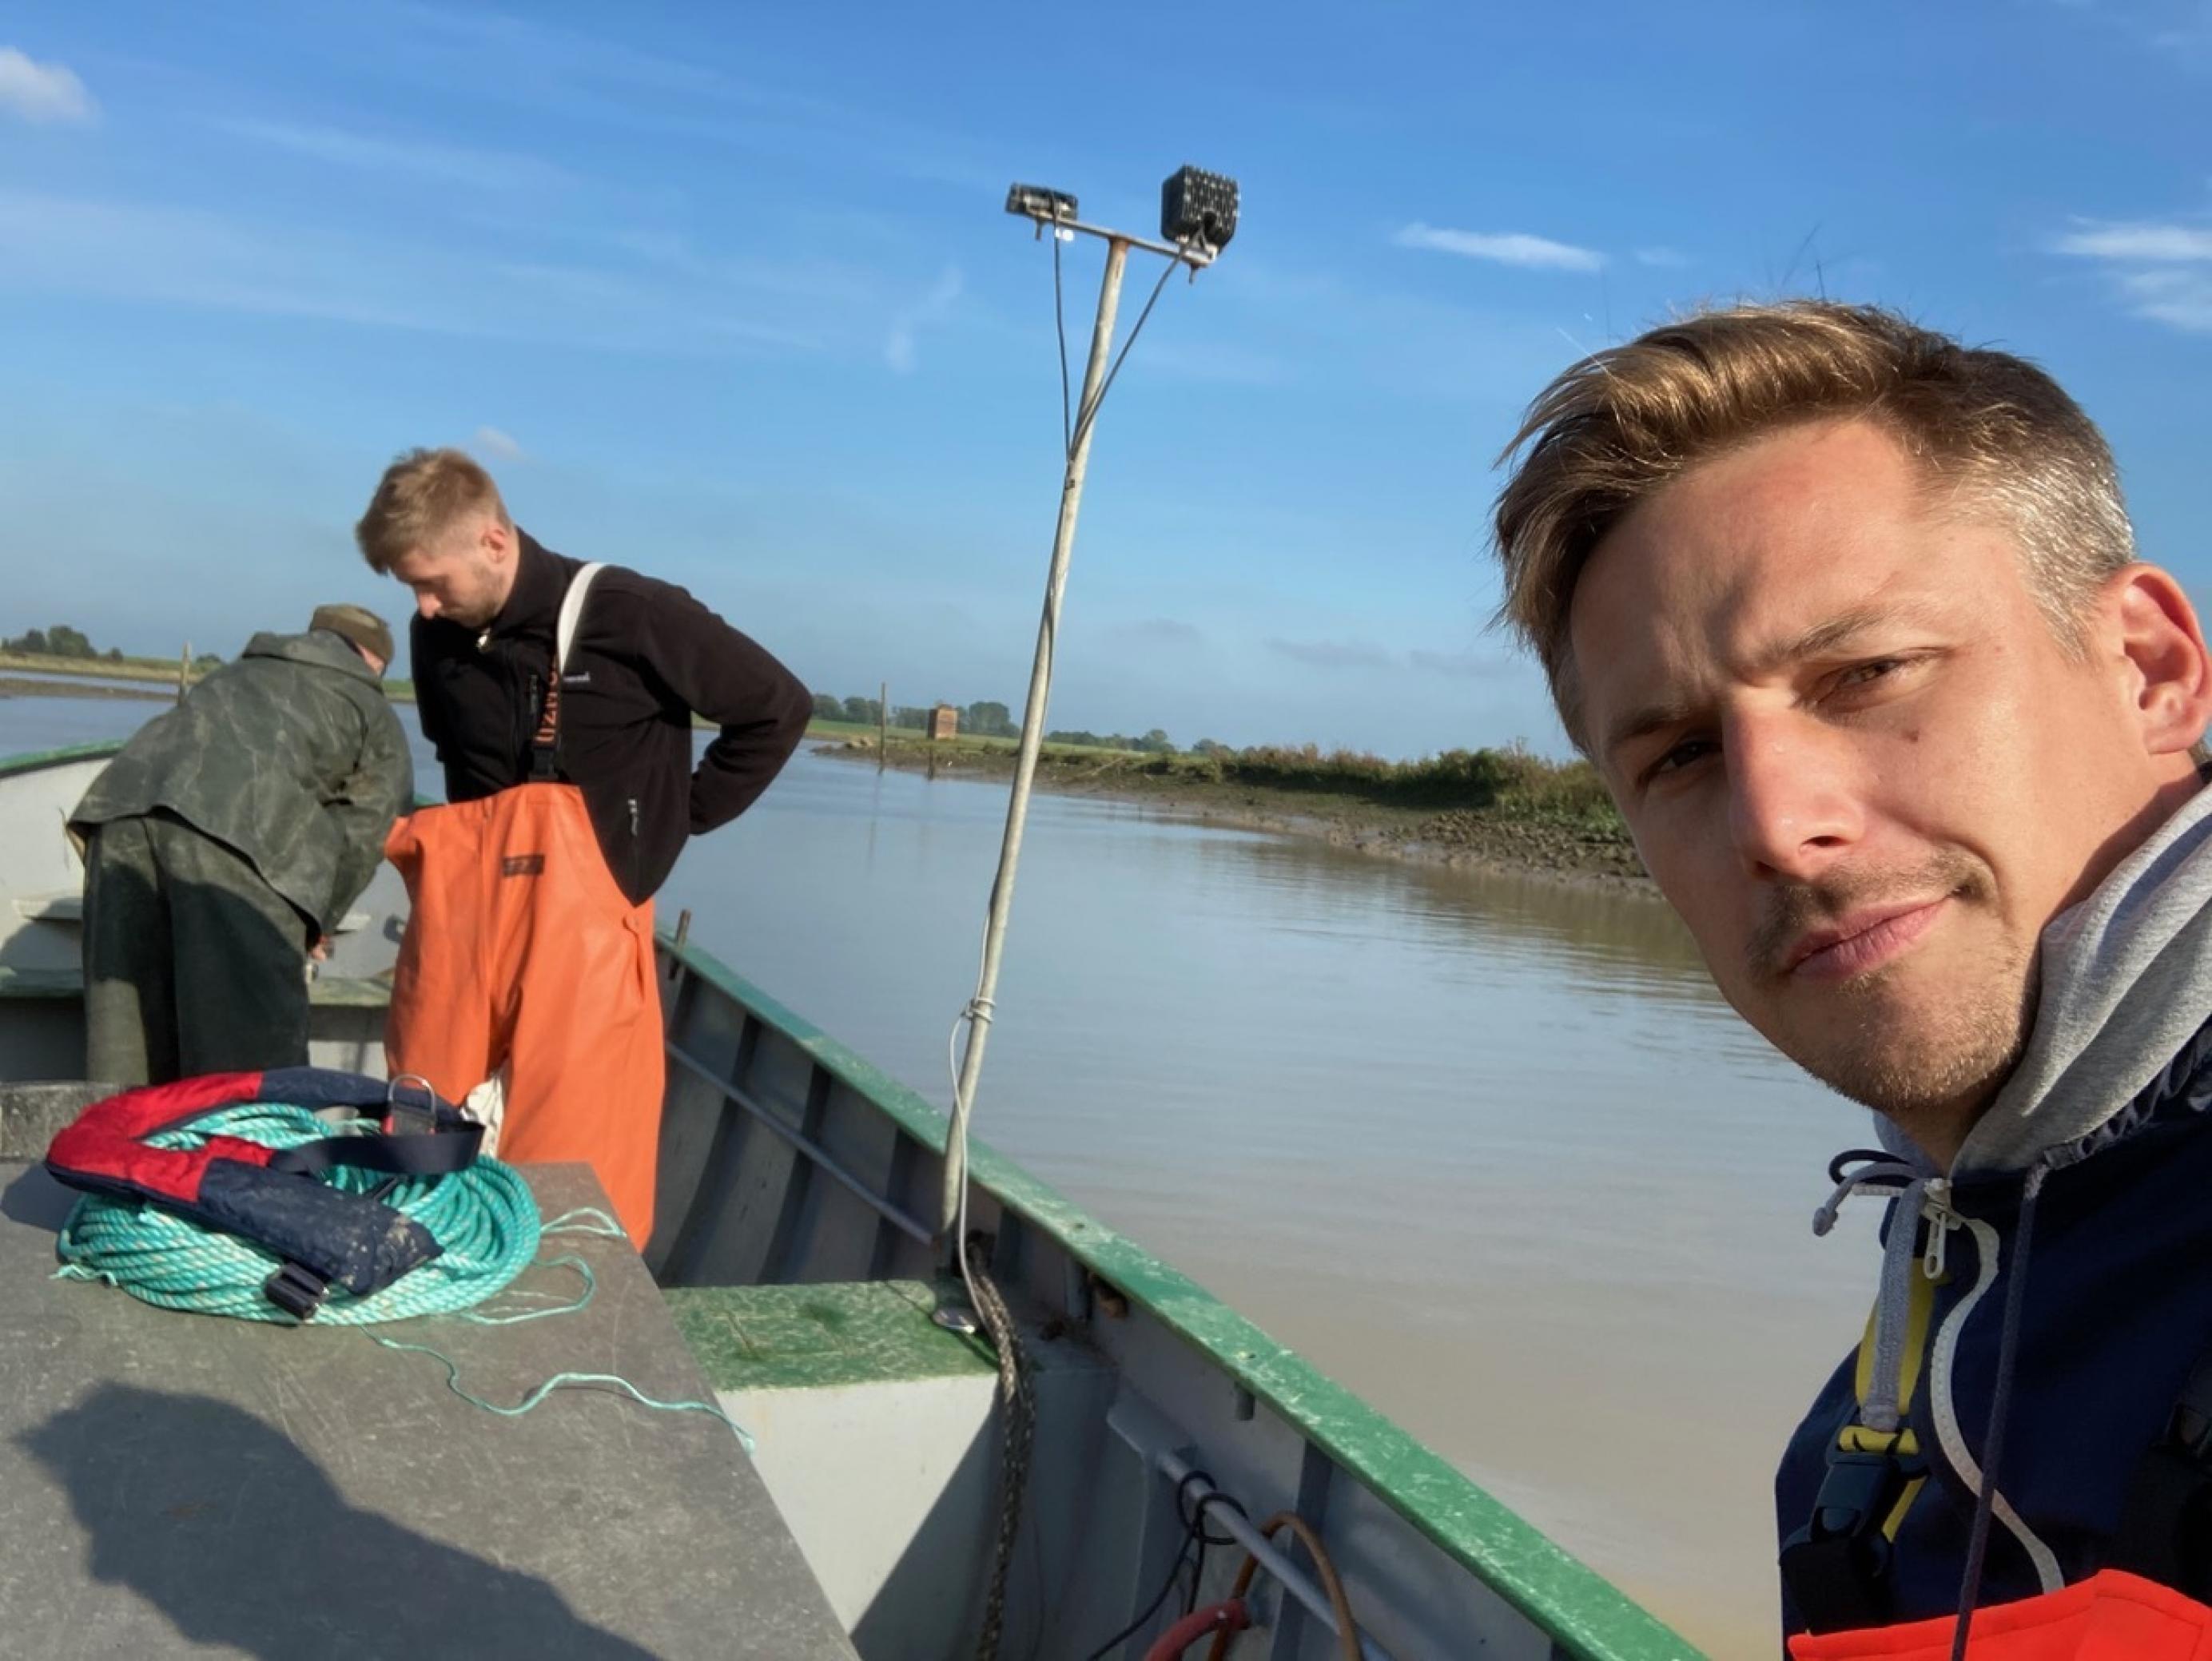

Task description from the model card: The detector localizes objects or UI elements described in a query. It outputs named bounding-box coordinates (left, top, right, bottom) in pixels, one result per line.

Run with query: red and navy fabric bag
left=45, top=1067, right=483, bottom=1317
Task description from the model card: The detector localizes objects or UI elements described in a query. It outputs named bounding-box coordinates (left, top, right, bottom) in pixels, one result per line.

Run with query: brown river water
left=5, top=694, right=1884, bottom=1657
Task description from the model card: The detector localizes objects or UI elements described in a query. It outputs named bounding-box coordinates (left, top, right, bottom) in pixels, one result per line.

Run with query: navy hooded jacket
left=1776, top=1015, right=2212, bottom=1640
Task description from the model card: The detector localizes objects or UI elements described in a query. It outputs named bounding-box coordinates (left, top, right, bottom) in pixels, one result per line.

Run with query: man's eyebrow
left=1759, top=604, right=1894, bottom=669
left=1600, top=599, right=1946, bottom=765
left=1601, top=698, right=1697, bottom=765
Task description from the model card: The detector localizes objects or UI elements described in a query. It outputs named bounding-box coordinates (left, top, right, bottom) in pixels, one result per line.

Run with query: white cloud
left=1111, top=617, right=1206, bottom=649
left=2054, top=221, right=2212, bottom=261
left=383, top=4, right=1002, bottom=193
left=1215, top=259, right=1574, bottom=405
left=2043, top=0, right=2212, bottom=69
left=884, top=266, right=962, bottom=373
left=392, top=2, right=733, bottom=100
left=473, top=426, right=526, bottom=461
left=610, top=228, right=690, bottom=264
left=2114, top=268, right=2212, bottom=333
left=0, top=47, right=94, bottom=125
left=1634, top=246, right=1689, bottom=268
left=1408, top=648, right=1517, bottom=680
left=1394, top=223, right=1604, bottom=273
left=0, top=186, right=841, bottom=356
left=210, top=117, right=569, bottom=193
left=1140, top=340, right=1295, bottom=387
left=2150, top=4, right=2212, bottom=62
left=2053, top=216, right=2212, bottom=334
left=1266, top=636, right=1395, bottom=670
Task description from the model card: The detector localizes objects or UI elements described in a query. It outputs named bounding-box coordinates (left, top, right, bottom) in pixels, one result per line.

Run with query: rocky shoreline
left=818, top=740, right=1657, bottom=895
left=0, top=687, right=1651, bottom=895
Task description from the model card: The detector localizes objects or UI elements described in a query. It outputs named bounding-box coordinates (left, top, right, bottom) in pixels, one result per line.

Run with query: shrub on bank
left=1189, top=741, right=1618, bottom=828
left=859, top=729, right=1624, bottom=833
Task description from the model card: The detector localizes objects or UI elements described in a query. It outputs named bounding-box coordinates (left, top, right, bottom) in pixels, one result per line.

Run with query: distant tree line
left=809, top=689, right=1215, bottom=755
left=1042, top=727, right=1179, bottom=754
left=5, top=625, right=119, bottom=661
left=4, top=625, right=223, bottom=670
left=1180, top=741, right=1614, bottom=818
left=810, top=692, right=1022, bottom=740
left=802, top=689, right=1617, bottom=831
left=811, top=687, right=1213, bottom=754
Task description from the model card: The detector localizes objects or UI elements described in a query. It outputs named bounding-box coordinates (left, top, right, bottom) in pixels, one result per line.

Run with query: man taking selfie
left=1493, top=301, right=2212, bottom=1655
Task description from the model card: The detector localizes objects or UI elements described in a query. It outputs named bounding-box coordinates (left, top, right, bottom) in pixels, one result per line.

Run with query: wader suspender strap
left=529, top=561, right=607, bottom=781
left=264, top=1122, right=484, bottom=1179
left=1781, top=1247, right=1940, bottom=1632
left=259, top=1112, right=486, bottom=1318
left=2111, top=1352, right=2212, bottom=1599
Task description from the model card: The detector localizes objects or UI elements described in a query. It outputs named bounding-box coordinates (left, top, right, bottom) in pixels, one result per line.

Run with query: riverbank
left=0, top=650, right=203, bottom=687
left=0, top=652, right=423, bottom=704
left=0, top=675, right=174, bottom=702
left=819, top=736, right=1653, bottom=892
left=0, top=670, right=1651, bottom=892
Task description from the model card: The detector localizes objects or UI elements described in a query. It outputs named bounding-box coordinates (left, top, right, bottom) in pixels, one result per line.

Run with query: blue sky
left=2, top=1, right=2209, bottom=757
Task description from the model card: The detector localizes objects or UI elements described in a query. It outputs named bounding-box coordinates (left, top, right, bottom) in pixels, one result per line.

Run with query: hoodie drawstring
left=1814, top=1154, right=1926, bottom=1436
left=1782, top=1156, right=1942, bottom=1631
left=1814, top=1151, right=1921, bottom=1237
left=1947, top=1160, right=2050, bottom=1660
left=1792, top=1152, right=2068, bottom=1642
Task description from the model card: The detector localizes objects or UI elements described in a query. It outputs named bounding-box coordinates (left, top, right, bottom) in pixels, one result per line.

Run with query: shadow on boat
left=17, top=1381, right=661, bottom=1659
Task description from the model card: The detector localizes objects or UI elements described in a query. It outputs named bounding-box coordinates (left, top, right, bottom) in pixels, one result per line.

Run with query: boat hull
left=0, top=740, right=1701, bottom=1660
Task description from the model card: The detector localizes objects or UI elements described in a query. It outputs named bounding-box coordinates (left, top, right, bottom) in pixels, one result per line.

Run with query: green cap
left=309, top=603, right=395, bottom=672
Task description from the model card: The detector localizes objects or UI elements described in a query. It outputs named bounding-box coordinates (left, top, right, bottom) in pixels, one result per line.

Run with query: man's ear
left=479, top=515, right=513, bottom=566
left=2111, top=563, right=2212, bottom=758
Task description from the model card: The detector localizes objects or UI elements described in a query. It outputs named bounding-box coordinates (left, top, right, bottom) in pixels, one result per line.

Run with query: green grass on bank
left=805, top=719, right=1144, bottom=759
left=857, top=730, right=1624, bottom=832
left=2, top=650, right=424, bottom=705
left=9, top=650, right=1617, bottom=831
left=1174, top=743, right=1616, bottom=821
left=0, top=650, right=208, bottom=685
left=1156, top=745, right=1617, bottom=829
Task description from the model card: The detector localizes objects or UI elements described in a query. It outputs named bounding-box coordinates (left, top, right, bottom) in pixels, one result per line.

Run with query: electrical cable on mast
left=938, top=165, right=1239, bottom=1661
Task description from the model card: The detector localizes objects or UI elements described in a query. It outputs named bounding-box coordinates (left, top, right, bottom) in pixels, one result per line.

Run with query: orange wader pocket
left=384, top=784, right=663, bottom=1246
left=1788, top=1569, right=2212, bottom=1660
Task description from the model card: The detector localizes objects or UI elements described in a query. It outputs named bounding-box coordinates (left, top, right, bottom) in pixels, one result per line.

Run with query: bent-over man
left=72, top=606, right=411, bottom=1084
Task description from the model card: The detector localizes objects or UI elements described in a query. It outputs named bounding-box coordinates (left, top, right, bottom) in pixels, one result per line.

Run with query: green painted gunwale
left=1, top=737, right=1701, bottom=1658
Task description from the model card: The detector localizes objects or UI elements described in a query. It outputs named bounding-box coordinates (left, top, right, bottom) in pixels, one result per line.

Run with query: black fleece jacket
left=410, top=532, right=810, bottom=903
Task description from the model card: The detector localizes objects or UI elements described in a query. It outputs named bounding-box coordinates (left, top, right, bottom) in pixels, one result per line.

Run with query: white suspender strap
left=555, top=562, right=607, bottom=676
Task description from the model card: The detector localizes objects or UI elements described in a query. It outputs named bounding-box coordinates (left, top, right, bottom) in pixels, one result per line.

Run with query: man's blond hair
left=354, top=447, right=514, bottom=574
left=1491, top=300, right=2137, bottom=749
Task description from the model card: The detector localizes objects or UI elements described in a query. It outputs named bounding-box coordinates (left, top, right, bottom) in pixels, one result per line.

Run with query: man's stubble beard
left=1782, top=951, right=2038, bottom=1139
left=1735, top=851, right=2037, bottom=1133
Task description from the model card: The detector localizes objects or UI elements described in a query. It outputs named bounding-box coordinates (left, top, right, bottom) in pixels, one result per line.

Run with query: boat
left=0, top=736, right=1702, bottom=1659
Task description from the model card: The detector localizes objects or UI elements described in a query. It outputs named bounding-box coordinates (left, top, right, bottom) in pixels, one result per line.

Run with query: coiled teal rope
left=51, top=1102, right=756, bottom=1452
left=54, top=1102, right=541, bottom=1323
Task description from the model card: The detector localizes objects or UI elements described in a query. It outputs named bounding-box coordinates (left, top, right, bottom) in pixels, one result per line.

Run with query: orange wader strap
left=1786, top=1568, right=2212, bottom=1659
left=1783, top=1262, right=1939, bottom=1632
left=529, top=562, right=606, bottom=782
left=1788, top=1302, right=2212, bottom=1654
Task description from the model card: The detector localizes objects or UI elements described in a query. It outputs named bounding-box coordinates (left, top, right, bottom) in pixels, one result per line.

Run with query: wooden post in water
left=177, top=642, right=190, bottom=705
left=877, top=681, right=888, bottom=773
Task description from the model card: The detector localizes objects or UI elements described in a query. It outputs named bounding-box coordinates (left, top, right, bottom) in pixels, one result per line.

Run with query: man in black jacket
left=356, top=447, right=810, bottom=1243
